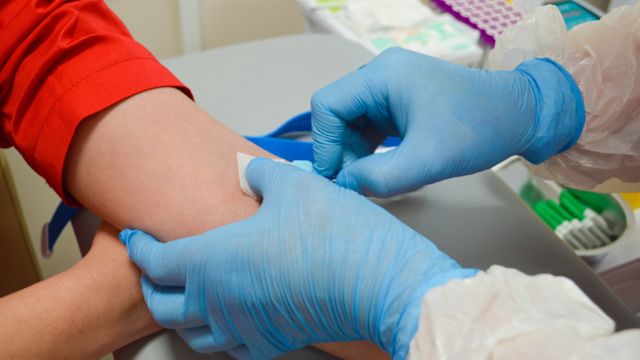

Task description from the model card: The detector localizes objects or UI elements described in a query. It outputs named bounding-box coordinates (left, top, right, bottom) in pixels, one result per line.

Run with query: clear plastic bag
left=407, top=266, right=640, bottom=359
left=488, top=4, right=640, bottom=193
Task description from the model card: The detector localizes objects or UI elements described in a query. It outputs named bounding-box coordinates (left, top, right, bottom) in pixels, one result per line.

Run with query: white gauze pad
left=237, top=152, right=312, bottom=199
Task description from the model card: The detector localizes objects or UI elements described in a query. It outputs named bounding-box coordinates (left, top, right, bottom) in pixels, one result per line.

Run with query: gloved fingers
left=311, top=69, right=389, bottom=178
left=120, top=229, right=187, bottom=286
left=245, top=157, right=326, bottom=202
left=140, top=276, right=205, bottom=329
left=335, top=144, right=424, bottom=198
left=244, top=158, right=287, bottom=200
left=177, top=325, right=240, bottom=354
left=311, top=100, right=347, bottom=179
left=342, top=121, right=389, bottom=167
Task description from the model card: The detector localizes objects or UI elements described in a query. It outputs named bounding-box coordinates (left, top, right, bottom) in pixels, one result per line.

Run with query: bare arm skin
left=0, top=224, right=153, bottom=359
left=65, top=87, right=270, bottom=241
left=0, top=88, right=386, bottom=359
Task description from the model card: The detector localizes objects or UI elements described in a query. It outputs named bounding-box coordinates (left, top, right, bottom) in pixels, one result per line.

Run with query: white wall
left=105, top=0, right=305, bottom=59
left=3, top=148, right=81, bottom=279
left=199, top=0, right=305, bottom=49
left=106, top=0, right=184, bottom=58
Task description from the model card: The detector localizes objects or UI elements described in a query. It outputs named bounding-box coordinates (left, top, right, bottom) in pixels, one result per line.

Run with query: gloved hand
left=120, top=158, right=477, bottom=359
left=311, top=47, right=585, bottom=197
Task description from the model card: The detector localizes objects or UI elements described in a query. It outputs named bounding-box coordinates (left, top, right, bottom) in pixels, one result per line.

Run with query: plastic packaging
left=344, top=0, right=435, bottom=31
left=487, top=3, right=640, bottom=193
left=297, top=0, right=483, bottom=66
left=363, top=15, right=483, bottom=67
left=407, top=266, right=640, bottom=359
left=431, top=0, right=524, bottom=45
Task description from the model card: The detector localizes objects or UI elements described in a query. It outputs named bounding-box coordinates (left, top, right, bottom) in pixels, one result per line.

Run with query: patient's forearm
left=1, top=87, right=264, bottom=359
left=63, top=87, right=385, bottom=359
left=65, top=87, right=270, bottom=241
left=0, top=224, right=154, bottom=360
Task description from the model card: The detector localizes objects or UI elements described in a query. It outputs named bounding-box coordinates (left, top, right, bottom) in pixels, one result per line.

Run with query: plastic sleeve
left=406, top=265, right=640, bottom=360
left=487, top=4, right=640, bottom=192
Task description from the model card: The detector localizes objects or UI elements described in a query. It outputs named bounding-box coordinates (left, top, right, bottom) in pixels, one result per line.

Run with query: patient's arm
left=65, top=87, right=271, bottom=241
left=0, top=224, right=154, bottom=359
left=64, top=87, right=387, bottom=359
left=0, top=87, right=386, bottom=359
left=0, top=88, right=269, bottom=359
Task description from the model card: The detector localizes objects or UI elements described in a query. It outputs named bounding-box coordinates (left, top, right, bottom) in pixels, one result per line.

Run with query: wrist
left=515, top=58, right=586, bottom=164
left=380, top=267, right=479, bottom=359
left=75, top=256, right=160, bottom=335
left=0, top=224, right=160, bottom=360
left=77, top=223, right=161, bottom=340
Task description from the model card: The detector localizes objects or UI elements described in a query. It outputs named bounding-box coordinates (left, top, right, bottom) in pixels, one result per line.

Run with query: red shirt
left=1, top=0, right=192, bottom=204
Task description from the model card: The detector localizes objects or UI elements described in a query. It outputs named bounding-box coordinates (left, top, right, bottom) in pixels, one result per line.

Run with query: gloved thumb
left=245, top=157, right=299, bottom=200
left=120, top=229, right=187, bottom=286
left=336, top=146, right=422, bottom=198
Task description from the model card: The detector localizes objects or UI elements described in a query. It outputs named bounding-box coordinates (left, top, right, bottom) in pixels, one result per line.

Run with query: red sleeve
left=0, top=0, right=193, bottom=205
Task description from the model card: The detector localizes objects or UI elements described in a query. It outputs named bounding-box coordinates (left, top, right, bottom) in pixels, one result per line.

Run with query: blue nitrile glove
left=311, top=47, right=585, bottom=197
left=121, top=158, right=477, bottom=360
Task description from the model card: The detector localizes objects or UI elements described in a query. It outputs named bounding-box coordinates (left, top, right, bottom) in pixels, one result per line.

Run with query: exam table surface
left=114, top=34, right=639, bottom=360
